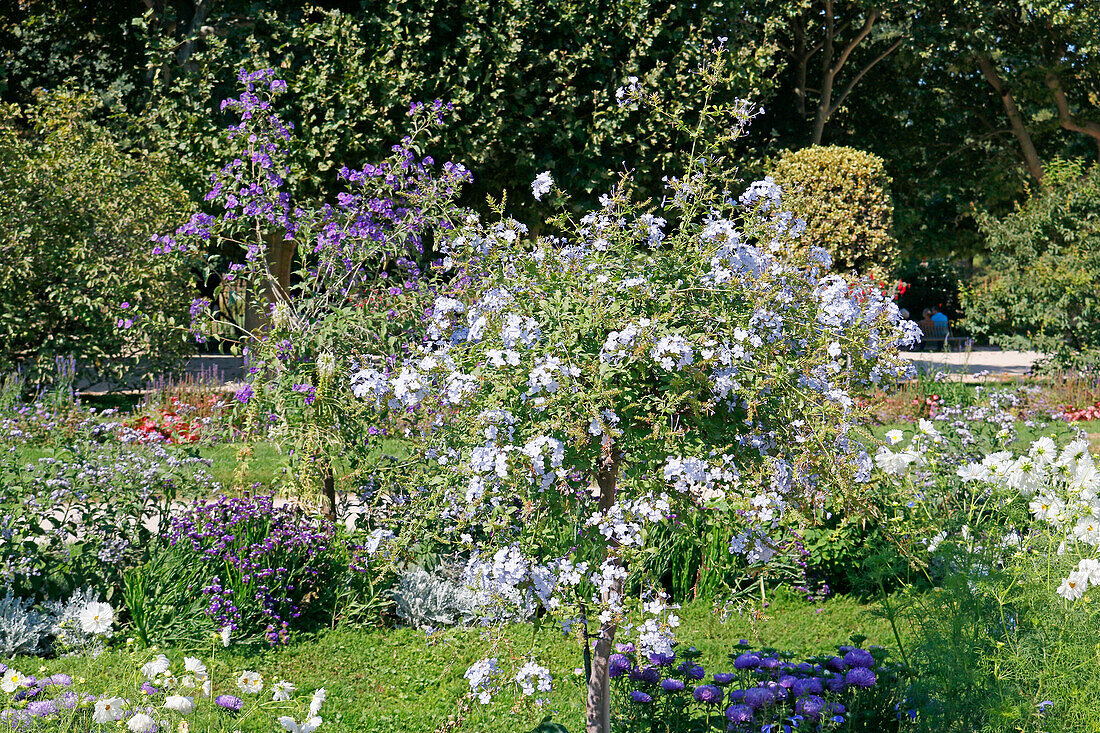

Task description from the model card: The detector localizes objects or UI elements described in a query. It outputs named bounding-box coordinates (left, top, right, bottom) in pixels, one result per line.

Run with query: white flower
left=202, top=679, right=212, bottom=698
left=1079, top=558, right=1100, bottom=585
left=78, top=601, right=115, bottom=634
left=93, top=697, right=126, bottom=724
left=308, top=688, right=326, bottom=718
left=164, top=695, right=194, bottom=714
left=884, top=429, right=904, bottom=446
left=127, top=713, right=158, bottom=733
left=1, top=669, right=26, bottom=693
left=141, top=654, right=171, bottom=681
left=183, top=657, right=207, bottom=679
left=277, top=716, right=322, bottom=733
left=917, top=418, right=940, bottom=436
left=272, top=680, right=297, bottom=702
left=237, top=670, right=264, bottom=694
left=875, top=447, right=917, bottom=475
left=956, top=463, right=987, bottom=482
left=531, top=171, right=553, bottom=200
left=220, top=626, right=232, bottom=647
left=1057, top=570, right=1088, bottom=600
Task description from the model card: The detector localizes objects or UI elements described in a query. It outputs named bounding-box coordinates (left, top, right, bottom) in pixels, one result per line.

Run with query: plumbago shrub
left=147, top=69, right=470, bottom=518
left=344, top=51, right=919, bottom=731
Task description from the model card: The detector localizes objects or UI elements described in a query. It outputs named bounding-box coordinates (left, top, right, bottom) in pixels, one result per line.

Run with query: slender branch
left=828, top=35, right=904, bottom=117
left=831, top=8, right=880, bottom=77
left=976, top=52, right=1044, bottom=181
left=1046, top=70, right=1100, bottom=157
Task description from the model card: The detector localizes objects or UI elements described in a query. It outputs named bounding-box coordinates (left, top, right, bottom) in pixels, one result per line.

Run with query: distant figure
left=931, top=306, right=949, bottom=329
left=899, top=308, right=910, bottom=320
left=918, top=308, right=935, bottom=336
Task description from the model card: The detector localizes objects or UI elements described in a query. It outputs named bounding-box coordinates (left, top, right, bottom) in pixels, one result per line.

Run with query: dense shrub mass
left=770, top=146, right=897, bottom=276
left=962, top=159, right=1100, bottom=367
left=0, top=91, right=191, bottom=384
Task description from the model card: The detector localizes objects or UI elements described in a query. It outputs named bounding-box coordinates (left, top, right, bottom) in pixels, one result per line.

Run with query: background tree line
left=1, top=0, right=1098, bottom=370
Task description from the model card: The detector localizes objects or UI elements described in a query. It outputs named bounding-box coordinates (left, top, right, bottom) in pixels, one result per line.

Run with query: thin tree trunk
left=321, top=464, right=337, bottom=524
left=585, top=452, right=621, bottom=733
left=977, top=53, right=1044, bottom=181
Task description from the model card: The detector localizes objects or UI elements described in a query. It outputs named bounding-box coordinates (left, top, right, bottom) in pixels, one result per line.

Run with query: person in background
left=899, top=308, right=910, bottom=320
left=931, top=306, right=949, bottom=330
left=918, top=308, right=935, bottom=335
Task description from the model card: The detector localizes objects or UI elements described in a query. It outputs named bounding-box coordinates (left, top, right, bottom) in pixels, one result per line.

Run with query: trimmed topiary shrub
left=770, top=145, right=897, bottom=277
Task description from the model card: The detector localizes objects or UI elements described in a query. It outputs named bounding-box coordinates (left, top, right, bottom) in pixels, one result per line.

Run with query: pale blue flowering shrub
left=336, top=47, right=919, bottom=730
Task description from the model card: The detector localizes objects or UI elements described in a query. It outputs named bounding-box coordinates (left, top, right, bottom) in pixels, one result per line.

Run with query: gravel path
left=900, top=347, right=1046, bottom=379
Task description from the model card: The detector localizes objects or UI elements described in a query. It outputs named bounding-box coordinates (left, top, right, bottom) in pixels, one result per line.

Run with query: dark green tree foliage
left=0, top=91, right=192, bottom=383
left=140, top=2, right=779, bottom=208
left=770, top=145, right=897, bottom=275
left=961, top=160, right=1100, bottom=364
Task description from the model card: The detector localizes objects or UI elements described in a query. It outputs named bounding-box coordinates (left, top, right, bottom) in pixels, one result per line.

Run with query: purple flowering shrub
left=146, top=68, right=471, bottom=515
left=163, top=495, right=339, bottom=644
left=610, top=638, right=908, bottom=732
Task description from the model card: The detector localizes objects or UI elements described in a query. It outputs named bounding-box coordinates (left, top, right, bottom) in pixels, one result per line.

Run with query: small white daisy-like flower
left=237, top=670, right=264, bottom=694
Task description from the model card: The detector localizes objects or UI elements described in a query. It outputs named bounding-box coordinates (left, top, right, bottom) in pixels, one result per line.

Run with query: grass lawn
left=16, top=591, right=895, bottom=732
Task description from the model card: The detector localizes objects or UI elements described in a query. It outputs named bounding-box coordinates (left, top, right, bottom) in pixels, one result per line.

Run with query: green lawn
left=14, top=591, right=895, bottom=733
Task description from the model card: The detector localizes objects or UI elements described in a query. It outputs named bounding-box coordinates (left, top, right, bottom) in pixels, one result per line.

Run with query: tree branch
left=1046, top=70, right=1100, bottom=157
left=829, top=35, right=904, bottom=117
left=977, top=52, right=1044, bottom=181
left=830, top=8, right=880, bottom=76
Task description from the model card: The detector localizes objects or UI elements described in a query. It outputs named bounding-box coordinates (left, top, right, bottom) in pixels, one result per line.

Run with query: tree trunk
left=977, top=53, right=1044, bottom=181
left=585, top=452, right=621, bottom=733
left=320, top=465, right=337, bottom=524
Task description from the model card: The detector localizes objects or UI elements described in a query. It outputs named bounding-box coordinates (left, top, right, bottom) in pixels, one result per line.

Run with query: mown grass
left=13, top=590, right=894, bottom=733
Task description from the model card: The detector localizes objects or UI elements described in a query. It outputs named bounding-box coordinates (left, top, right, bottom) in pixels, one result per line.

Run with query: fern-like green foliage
left=770, top=145, right=897, bottom=277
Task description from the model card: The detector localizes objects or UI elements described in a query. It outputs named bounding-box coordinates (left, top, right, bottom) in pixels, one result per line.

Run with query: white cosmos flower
left=917, top=418, right=939, bottom=436
left=141, top=654, right=171, bottom=680
left=164, top=695, right=194, bottom=714
left=884, top=429, right=904, bottom=445
left=272, top=680, right=297, bottom=702
left=1029, top=494, right=1065, bottom=524
left=93, top=697, right=126, bottom=724
left=1, top=669, right=26, bottom=693
left=308, top=688, right=326, bottom=718
left=237, top=670, right=264, bottom=694
left=277, top=716, right=322, bottom=733
left=1078, top=558, right=1100, bottom=585
left=220, top=626, right=232, bottom=647
left=875, top=447, right=917, bottom=475
left=1057, top=570, right=1089, bottom=601
left=956, top=463, right=987, bottom=482
left=127, top=713, right=157, bottom=733
left=78, top=601, right=115, bottom=634
left=184, top=657, right=207, bottom=678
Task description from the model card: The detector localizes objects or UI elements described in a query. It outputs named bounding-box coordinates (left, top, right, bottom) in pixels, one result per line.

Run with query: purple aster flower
left=743, top=687, right=777, bottom=710
left=725, top=704, right=754, bottom=723
left=778, top=674, right=798, bottom=689
left=729, top=689, right=746, bottom=703
left=648, top=651, right=675, bottom=666
left=796, top=694, right=827, bottom=721
left=842, top=649, right=875, bottom=669
left=45, top=675, right=72, bottom=687
left=693, top=685, right=723, bottom=705
left=791, top=678, right=824, bottom=697
left=27, top=700, right=57, bottom=718
left=845, top=667, right=876, bottom=688
left=630, top=691, right=652, bottom=703
left=140, top=682, right=158, bottom=695
left=713, top=672, right=735, bottom=685
left=828, top=702, right=846, bottom=715
left=824, top=656, right=846, bottom=673
left=216, top=695, right=244, bottom=711
left=609, top=654, right=631, bottom=678
left=733, top=653, right=760, bottom=670
left=759, top=656, right=780, bottom=671
left=660, top=678, right=685, bottom=692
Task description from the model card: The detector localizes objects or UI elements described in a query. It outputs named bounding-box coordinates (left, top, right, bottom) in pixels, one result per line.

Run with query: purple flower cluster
left=0, top=673, right=82, bottom=723
left=613, top=641, right=899, bottom=730
left=166, top=495, right=336, bottom=644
